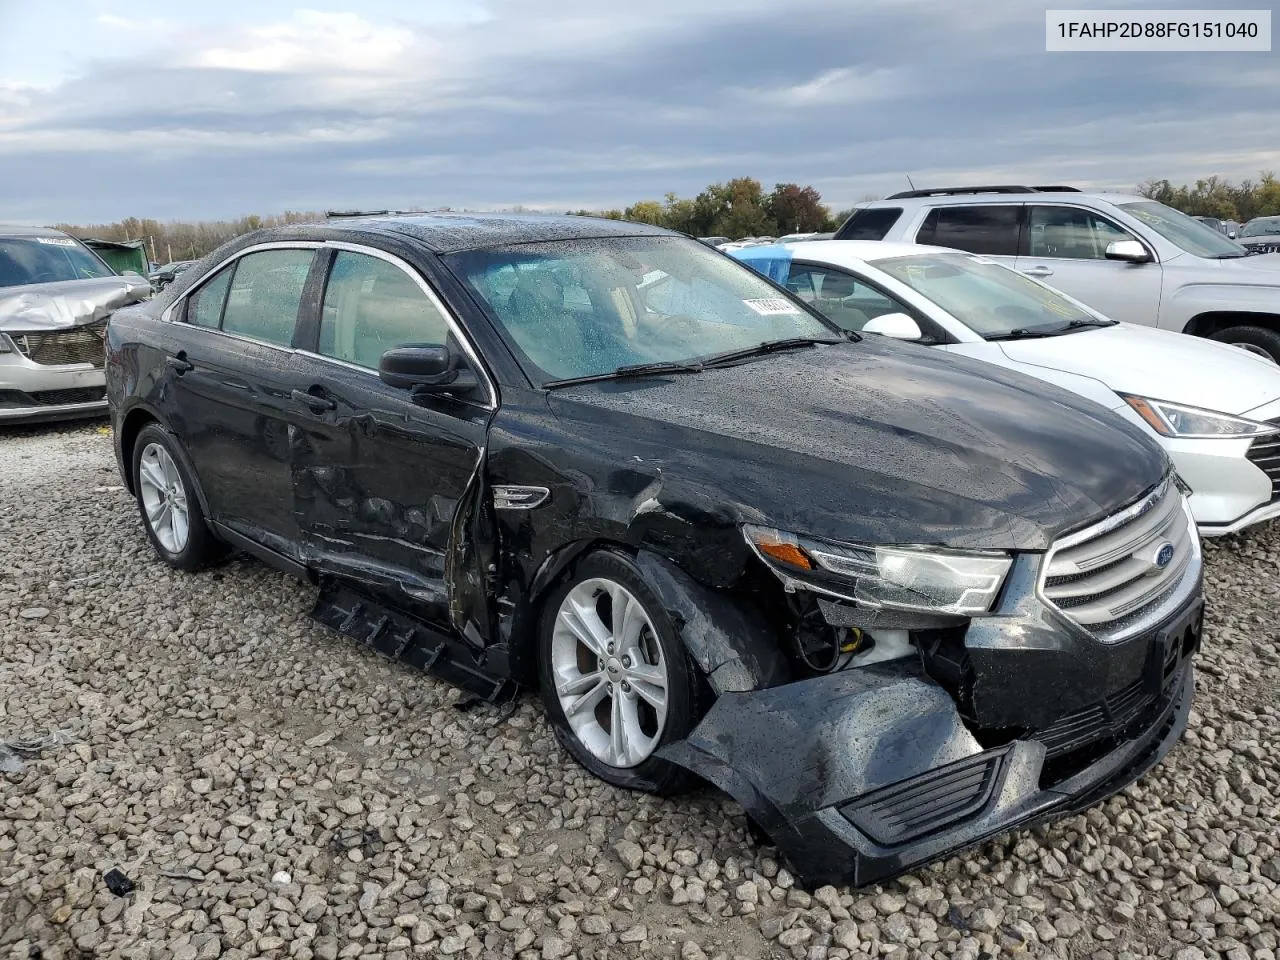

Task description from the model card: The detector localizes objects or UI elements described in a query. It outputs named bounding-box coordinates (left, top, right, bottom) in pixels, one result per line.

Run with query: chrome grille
left=1241, top=240, right=1280, bottom=255
left=1246, top=428, right=1280, bottom=502
left=11, top=322, right=107, bottom=367
left=1040, top=478, right=1199, bottom=642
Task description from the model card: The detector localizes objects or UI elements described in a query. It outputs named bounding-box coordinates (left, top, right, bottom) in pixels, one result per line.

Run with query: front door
left=288, top=247, right=495, bottom=635
left=1015, top=204, right=1164, bottom=326
left=164, top=247, right=318, bottom=554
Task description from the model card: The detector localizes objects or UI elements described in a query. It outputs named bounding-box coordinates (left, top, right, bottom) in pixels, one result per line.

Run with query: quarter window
left=319, top=252, right=451, bottom=369
left=916, top=205, right=1021, bottom=256
left=187, top=265, right=233, bottom=328
left=1027, top=206, right=1133, bottom=260
left=835, top=207, right=904, bottom=241
left=219, top=249, right=314, bottom=347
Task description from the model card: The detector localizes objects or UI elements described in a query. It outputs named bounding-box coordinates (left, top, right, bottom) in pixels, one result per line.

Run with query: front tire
left=1209, top=325, right=1280, bottom=364
left=131, top=424, right=221, bottom=571
left=537, top=551, right=704, bottom=795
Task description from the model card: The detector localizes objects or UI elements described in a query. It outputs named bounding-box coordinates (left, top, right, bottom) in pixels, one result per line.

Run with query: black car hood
left=547, top=339, right=1167, bottom=551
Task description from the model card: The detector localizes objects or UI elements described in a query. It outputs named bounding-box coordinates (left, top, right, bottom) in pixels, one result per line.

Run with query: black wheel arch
left=118, top=405, right=214, bottom=519
left=1183, top=310, right=1280, bottom=338
left=502, top=538, right=790, bottom=694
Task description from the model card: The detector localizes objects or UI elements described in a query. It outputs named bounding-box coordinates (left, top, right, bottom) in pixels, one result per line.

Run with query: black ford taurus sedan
left=106, top=213, right=1202, bottom=887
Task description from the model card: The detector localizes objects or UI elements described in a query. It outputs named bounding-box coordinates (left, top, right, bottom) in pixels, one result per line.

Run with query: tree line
left=1138, top=173, right=1280, bottom=222
left=53, top=211, right=326, bottom=265
left=52, top=172, right=1280, bottom=265
left=569, top=177, right=853, bottom=238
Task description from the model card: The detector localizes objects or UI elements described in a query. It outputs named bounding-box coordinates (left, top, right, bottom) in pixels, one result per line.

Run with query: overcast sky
left=0, top=0, right=1276, bottom=224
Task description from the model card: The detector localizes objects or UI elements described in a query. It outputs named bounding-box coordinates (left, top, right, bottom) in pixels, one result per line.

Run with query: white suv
left=836, top=185, right=1280, bottom=363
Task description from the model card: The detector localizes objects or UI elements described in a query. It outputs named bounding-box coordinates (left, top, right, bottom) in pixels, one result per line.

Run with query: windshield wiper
left=985, top=328, right=1062, bottom=341
left=700, top=335, right=847, bottom=368
left=543, top=359, right=706, bottom=389
left=1061, top=317, right=1119, bottom=329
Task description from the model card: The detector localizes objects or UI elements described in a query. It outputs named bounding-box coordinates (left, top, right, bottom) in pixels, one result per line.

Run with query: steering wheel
left=29, top=271, right=59, bottom=284
left=644, top=313, right=702, bottom=343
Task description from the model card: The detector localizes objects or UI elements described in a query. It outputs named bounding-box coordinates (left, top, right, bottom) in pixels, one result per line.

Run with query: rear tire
left=131, top=424, right=221, bottom=571
left=1208, top=325, right=1280, bottom=364
left=537, top=551, right=705, bottom=795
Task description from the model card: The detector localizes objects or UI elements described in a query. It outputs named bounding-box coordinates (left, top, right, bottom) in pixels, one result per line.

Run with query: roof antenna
left=905, top=173, right=916, bottom=190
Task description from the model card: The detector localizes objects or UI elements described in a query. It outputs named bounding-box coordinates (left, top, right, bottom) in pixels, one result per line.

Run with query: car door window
left=1028, top=206, right=1133, bottom=260
left=218, top=249, right=314, bottom=347
left=217, top=252, right=312, bottom=350
left=915, top=205, right=1021, bottom=256
left=187, top=265, right=233, bottom=328
left=784, top=263, right=910, bottom=332
left=319, top=251, right=452, bottom=370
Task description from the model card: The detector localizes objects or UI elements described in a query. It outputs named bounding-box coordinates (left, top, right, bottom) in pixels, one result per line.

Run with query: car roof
left=0, top=223, right=74, bottom=240
left=760, top=239, right=951, bottom=267
left=298, top=212, right=676, bottom=254
left=866, top=190, right=1149, bottom=206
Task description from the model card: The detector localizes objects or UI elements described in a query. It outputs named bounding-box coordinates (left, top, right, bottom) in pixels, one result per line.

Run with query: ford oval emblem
left=1154, top=542, right=1175, bottom=569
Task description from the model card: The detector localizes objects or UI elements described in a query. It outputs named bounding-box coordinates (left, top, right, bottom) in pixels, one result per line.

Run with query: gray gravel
left=2, top=421, right=1278, bottom=960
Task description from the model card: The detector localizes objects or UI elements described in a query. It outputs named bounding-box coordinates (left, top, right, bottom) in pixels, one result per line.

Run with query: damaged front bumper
left=0, top=344, right=108, bottom=424
left=0, top=276, right=145, bottom=425
left=660, top=589, right=1202, bottom=889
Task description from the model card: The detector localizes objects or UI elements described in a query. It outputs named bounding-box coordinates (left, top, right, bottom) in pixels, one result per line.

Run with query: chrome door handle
left=1022, top=266, right=1054, bottom=278
left=165, top=355, right=194, bottom=373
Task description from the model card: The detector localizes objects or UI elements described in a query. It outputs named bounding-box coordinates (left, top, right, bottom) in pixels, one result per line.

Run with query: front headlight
left=1121, top=394, right=1280, bottom=439
left=743, top=525, right=1012, bottom=616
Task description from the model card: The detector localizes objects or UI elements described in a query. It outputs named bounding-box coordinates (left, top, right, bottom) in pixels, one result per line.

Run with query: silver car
left=836, top=185, right=1280, bottom=363
left=1, top=225, right=150, bottom=424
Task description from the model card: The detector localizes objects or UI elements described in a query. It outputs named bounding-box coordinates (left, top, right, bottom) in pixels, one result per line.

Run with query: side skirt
left=310, top=580, right=518, bottom=704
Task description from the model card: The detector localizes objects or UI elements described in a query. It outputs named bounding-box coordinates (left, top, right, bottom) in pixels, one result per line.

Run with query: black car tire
left=1209, top=325, right=1280, bottom=364
left=537, top=550, right=706, bottom=796
left=131, top=424, right=222, bottom=572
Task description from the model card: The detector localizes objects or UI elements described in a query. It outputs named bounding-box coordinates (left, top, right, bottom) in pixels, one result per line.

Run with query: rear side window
left=187, top=266, right=233, bottom=328
left=319, top=252, right=452, bottom=369
left=916, top=205, right=1021, bottom=256
left=834, top=207, right=903, bottom=241
left=219, top=250, right=314, bottom=347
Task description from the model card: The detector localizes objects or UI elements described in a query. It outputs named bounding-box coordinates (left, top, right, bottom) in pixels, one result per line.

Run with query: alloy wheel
left=1231, top=341, right=1277, bottom=362
left=550, top=577, right=670, bottom=768
left=138, top=442, right=190, bottom=554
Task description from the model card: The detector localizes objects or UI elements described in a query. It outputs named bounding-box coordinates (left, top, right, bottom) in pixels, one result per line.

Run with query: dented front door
left=287, top=246, right=493, bottom=631
left=288, top=360, right=489, bottom=625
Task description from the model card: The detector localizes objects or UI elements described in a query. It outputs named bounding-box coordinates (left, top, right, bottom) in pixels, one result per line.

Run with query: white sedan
left=732, top=240, right=1280, bottom=535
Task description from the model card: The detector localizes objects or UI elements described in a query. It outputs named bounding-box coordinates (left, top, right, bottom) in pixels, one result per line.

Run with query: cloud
left=190, top=11, right=417, bottom=74
left=0, top=0, right=1276, bottom=222
left=735, top=66, right=910, bottom=107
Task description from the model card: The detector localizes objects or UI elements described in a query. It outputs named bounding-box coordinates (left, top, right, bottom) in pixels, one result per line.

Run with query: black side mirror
left=379, top=345, right=477, bottom=396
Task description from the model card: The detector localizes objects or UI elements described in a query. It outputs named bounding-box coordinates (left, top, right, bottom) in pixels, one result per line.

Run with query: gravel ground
left=1, top=422, right=1278, bottom=960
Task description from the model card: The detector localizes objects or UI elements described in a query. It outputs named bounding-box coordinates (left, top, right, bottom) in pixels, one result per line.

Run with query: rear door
left=1014, top=204, right=1163, bottom=325
left=289, top=245, right=496, bottom=635
left=165, top=246, right=320, bottom=554
left=913, top=204, right=1023, bottom=269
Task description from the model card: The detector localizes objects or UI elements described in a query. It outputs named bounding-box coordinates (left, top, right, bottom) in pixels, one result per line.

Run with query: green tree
left=623, top=200, right=666, bottom=225
left=765, top=183, right=830, bottom=234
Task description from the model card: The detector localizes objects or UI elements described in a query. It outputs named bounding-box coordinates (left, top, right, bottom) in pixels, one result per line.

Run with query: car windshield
left=0, top=236, right=116, bottom=288
left=1118, top=200, right=1247, bottom=258
left=873, top=252, right=1098, bottom=338
left=1241, top=217, right=1280, bottom=238
left=445, top=235, right=838, bottom=384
